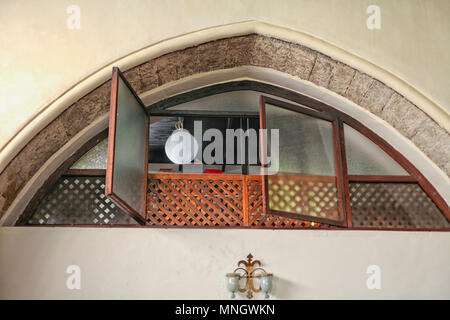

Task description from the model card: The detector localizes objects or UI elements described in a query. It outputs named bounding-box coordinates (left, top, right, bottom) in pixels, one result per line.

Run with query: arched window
left=21, top=68, right=450, bottom=230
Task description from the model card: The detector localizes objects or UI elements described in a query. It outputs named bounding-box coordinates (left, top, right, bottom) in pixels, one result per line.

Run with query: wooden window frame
left=259, top=96, right=347, bottom=227
left=258, top=95, right=449, bottom=226
left=105, top=67, right=148, bottom=225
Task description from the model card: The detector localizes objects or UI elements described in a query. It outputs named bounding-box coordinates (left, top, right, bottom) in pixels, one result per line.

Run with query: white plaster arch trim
left=1, top=20, right=449, bottom=175
left=2, top=66, right=448, bottom=226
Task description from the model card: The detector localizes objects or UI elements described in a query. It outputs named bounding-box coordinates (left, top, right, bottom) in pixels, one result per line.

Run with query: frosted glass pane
left=71, top=138, right=108, bottom=169
left=265, top=104, right=335, bottom=175
left=111, top=77, right=148, bottom=215
left=344, top=124, right=408, bottom=175
left=264, top=103, right=340, bottom=222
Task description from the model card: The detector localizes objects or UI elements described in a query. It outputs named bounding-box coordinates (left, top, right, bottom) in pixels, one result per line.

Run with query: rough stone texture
left=0, top=34, right=448, bottom=220
left=137, top=60, right=158, bottom=93
left=381, top=92, right=428, bottom=138
left=344, top=71, right=374, bottom=105
left=412, top=118, right=450, bottom=176
left=360, top=79, right=395, bottom=115
left=328, top=62, right=355, bottom=95
left=309, top=54, right=336, bottom=87
left=123, top=67, right=142, bottom=93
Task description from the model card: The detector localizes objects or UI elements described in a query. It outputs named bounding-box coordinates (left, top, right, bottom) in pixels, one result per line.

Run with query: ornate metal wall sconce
left=226, top=253, right=273, bottom=299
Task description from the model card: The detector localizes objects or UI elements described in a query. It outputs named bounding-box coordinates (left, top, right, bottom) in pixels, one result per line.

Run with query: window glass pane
left=71, top=138, right=108, bottom=169
left=111, top=76, right=148, bottom=215
left=344, top=124, right=408, bottom=175
left=264, top=103, right=340, bottom=222
left=350, top=182, right=449, bottom=229
left=27, top=176, right=136, bottom=225
left=265, top=104, right=335, bottom=175
left=168, top=90, right=260, bottom=112
left=167, top=90, right=317, bottom=114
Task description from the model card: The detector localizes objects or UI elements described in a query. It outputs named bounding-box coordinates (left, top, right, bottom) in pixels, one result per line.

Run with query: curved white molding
left=1, top=20, right=448, bottom=176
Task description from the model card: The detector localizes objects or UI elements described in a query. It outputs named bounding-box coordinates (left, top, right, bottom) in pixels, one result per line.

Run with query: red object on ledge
left=204, top=169, right=223, bottom=174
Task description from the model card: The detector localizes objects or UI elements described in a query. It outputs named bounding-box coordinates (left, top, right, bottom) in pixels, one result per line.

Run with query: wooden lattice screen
left=146, top=174, right=245, bottom=227
left=28, top=174, right=448, bottom=229
left=350, top=182, right=450, bottom=229
left=27, top=176, right=136, bottom=225
left=266, top=175, right=339, bottom=222
left=246, top=176, right=326, bottom=228
left=146, top=173, right=326, bottom=228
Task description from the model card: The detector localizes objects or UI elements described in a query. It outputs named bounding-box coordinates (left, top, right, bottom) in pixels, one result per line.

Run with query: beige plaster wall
left=0, top=227, right=449, bottom=299
left=1, top=1, right=449, bottom=300
left=0, top=0, right=449, bottom=153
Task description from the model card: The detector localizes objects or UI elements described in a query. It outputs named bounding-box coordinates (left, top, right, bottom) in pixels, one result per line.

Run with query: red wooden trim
left=142, top=115, right=150, bottom=222
left=148, top=173, right=248, bottom=180
left=348, top=175, right=417, bottom=182
left=264, top=173, right=336, bottom=181
left=242, top=175, right=249, bottom=226
left=333, top=119, right=350, bottom=227
left=259, top=96, right=268, bottom=215
left=262, top=96, right=335, bottom=121
left=107, top=192, right=146, bottom=225
left=105, top=67, right=118, bottom=197
left=336, top=119, right=353, bottom=228
left=65, top=169, right=106, bottom=176
left=22, top=223, right=450, bottom=231
left=265, top=208, right=347, bottom=227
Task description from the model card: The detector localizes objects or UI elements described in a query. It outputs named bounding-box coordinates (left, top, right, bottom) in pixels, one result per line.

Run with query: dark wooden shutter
left=105, top=67, right=148, bottom=225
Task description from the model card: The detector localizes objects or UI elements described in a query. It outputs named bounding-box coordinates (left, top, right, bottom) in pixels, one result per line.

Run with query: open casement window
left=259, top=96, right=348, bottom=227
left=106, top=67, right=148, bottom=225
left=21, top=81, right=449, bottom=229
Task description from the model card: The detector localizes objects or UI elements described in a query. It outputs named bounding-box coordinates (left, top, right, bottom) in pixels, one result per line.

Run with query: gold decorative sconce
left=226, top=253, right=273, bottom=299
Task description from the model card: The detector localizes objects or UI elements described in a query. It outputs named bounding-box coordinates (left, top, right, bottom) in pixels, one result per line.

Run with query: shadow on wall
left=272, top=275, right=302, bottom=299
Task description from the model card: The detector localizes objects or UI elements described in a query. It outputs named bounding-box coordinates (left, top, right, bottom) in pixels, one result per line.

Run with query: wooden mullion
left=142, top=115, right=150, bottom=224
left=242, top=176, right=249, bottom=226
left=262, top=96, right=335, bottom=121
left=348, top=175, right=417, bottom=182
left=64, top=169, right=106, bottom=176
left=334, top=118, right=352, bottom=228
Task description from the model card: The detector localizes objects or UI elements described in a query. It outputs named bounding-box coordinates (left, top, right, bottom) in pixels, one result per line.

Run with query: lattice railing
left=146, top=174, right=245, bottom=227
left=146, top=173, right=327, bottom=228
left=246, top=176, right=326, bottom=228
left=350, top=182, right=450, bottom=229
left=27, top=176, right=136, bottom=225
left=266, top=174, right=339, bottom=221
